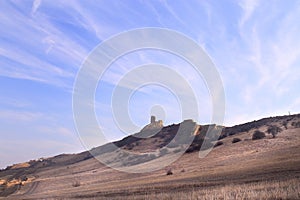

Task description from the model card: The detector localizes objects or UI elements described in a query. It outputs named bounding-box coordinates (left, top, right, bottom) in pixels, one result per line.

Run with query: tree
left=267, top=125, right=282, bottom=138
left=282, top=121, right=288, bottom=129
left=292, top=121, right=300, bottom=128
left=252, top=130, right=266, bottom=140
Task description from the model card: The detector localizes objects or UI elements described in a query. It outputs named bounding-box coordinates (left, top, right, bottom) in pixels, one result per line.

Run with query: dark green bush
left=267, top=125, right=282, bottom=138
left=291, top=121, right=300, bottom=128
left=252, top=130, right=266, bottom=140
left=214, top=141, right=224, bottom=147
left=282, top=121, right=288, bottom=129
left=232, top=138, right=241, bottom=143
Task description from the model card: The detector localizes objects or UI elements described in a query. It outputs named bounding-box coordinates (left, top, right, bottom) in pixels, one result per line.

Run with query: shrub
left=267, top=125, right=282, bottom=138
left=20, top=176, right=28, bottom=182
left=282, top=121, right=288, bottom=129
left=166, top=169, right=173, bottom=175
left=252, top=130, right=266, bottom=140
left=291, top=121, right=300, bottom=128
left=214, top=141, right=224, bottom=147
left=185, top=144, right=201, bottom=153
left=232, top=138, right=241, bottom=143
left=72, top=181, right=80, bottom=187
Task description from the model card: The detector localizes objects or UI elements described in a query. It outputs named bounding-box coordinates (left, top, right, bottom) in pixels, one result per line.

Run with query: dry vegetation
left=111, top=178, right=300, bottom=200
left=1, top=114, right=300, bottom=199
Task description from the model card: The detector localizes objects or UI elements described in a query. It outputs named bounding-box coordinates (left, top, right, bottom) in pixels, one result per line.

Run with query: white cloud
left=0, top=1, right=90, bottom=88
left=36, top=126, right=76, bottom=137
left=161, top=0, right=187, bottom=27
left=238, top=0, right=259, bottom=28
left=0, top=110, right=44, bottom=122
left=0, top=97, right=30, bottom=108
left=31, top=0, right=42, bottom=15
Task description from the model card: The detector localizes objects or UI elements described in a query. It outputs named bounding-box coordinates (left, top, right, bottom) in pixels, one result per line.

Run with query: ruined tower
left=150, top=115, right=156, bottom=124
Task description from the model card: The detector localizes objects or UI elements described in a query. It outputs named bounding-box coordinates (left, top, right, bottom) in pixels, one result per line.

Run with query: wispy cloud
left=0, top=97, right=30, bottom=108
left=160, top=0, right=187, bottom=27
left=36, top=125, right=77, bottom=138
left=0, top=110, right=44, bottom=122
left=0, top=1, right=91, bottom=88
left=31, top=0, right=42, bottom=15
left=238, top=0, right=259, bottom=28
left=237, top=3, right=300, bottom=101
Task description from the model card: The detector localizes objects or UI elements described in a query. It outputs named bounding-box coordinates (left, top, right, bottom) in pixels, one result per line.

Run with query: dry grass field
left=1, top=114, right=300, bottom=199
left=114, top=179, right=300, bottom=200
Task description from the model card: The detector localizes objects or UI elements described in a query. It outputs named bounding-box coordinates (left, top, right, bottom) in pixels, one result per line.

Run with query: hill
left=0, top=114, right=300, bottom=199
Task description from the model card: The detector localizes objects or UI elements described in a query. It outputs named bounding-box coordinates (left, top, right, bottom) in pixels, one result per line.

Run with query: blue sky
left=0, top=0, right=300, bottom=168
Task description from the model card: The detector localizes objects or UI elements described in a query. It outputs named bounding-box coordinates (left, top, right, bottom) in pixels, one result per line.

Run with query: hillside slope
left=1, top=114, right=300, bottom=199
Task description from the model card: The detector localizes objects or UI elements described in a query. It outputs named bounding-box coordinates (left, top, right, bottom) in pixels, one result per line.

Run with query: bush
left=252, top=130, right=266, bottom=140
left=232, top=138, right=241, bottom=143
left=291, top=121, right=300, bottom=128
left=214, top=141, right=224, bottom=147
left=282, top=121, right=288, bottom=129
left=72, top=181, right=80, bottom=187
left=267, top=125, right=282, bottom=138
left=166, top=169, right=173, bottom=175
left=20, top=176, right=28, bottom=182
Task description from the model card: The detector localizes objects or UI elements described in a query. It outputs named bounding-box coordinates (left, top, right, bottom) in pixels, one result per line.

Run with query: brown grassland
left=0, top=115, right=300, bottom=199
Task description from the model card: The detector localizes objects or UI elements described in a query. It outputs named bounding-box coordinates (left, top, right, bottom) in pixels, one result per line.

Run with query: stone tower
left=150, top=116, right=156, bottom=124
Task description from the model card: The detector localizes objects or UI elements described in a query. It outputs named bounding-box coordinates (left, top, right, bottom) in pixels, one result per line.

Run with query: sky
left=0, top=0, right=300, bottom=168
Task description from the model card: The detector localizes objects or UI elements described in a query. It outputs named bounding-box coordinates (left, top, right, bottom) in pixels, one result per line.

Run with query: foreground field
left=119, top=179, right=300, bottom=200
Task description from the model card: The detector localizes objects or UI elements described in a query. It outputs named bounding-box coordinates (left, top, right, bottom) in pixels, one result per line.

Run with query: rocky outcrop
left=141, top=116, right=163, bottom=131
